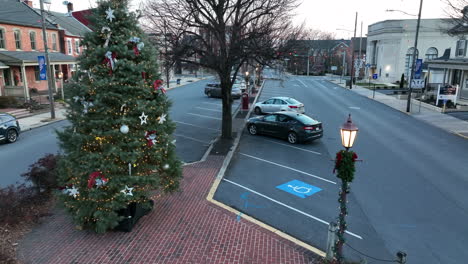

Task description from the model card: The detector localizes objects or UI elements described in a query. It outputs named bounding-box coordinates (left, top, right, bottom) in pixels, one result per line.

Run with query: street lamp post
left=245, top=71, right=250, bottom=94
left=58, top=71, right=64, bottom=101
left=333, top=114, right=359, bottom=263
left=406, top=0, right=423, bottom=113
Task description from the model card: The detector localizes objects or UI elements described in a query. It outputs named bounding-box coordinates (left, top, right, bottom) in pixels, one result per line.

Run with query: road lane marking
left=174, top=121, right=220, bottom=131
left=196, top=107, right=222, bottom=112
left=297, top=79, right=308, bottom=87
left=262, top=139, right=322, bottom=155
left=187, top=113, right=222, bottom=120
left=349, top=106, right=360, bottom=109
left=239, top=153, right=336, bottom=184
left=223, top=179, right=362, bottom=240
left=174, top=133, right=210, bottom=144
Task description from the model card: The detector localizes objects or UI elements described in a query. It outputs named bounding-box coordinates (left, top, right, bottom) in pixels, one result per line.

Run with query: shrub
left=21, top=154, right=60, bottom=193
left=0, top=96, right=19, bottom=108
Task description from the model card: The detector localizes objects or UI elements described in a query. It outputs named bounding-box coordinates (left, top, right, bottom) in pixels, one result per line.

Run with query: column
left=21, top=65, right=30, bottom=101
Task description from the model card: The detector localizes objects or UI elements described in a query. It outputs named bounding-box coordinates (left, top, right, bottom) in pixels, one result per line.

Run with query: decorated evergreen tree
left=57, top=0, right=182, bottom=233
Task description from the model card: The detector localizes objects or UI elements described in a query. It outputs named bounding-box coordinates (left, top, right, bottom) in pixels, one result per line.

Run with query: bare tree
left=442, top=0, right=468, bottom=35
left=142, top=0, right=301, bottom=139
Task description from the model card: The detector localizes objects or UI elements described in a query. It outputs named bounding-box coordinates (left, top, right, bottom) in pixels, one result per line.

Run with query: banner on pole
left=38, top=56, right=47, bottom=80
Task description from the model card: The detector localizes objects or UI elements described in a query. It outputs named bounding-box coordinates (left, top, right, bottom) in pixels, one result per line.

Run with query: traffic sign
left=372, top=73, right=378, bottom=79
left=411, top=79, right=425, bottom=88
left=331, top=66, right=338, bottom=71
left=365, top=63, right=371, bottom=68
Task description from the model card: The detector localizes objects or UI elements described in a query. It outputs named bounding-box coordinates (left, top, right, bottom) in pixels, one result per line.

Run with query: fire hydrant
left=242, top=92, right=249, bottom=111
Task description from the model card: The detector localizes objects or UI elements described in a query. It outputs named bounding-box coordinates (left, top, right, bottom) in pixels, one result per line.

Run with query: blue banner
left=38, top=56, right=47, bottom=80
left=414, top=59, right=423, bottom=79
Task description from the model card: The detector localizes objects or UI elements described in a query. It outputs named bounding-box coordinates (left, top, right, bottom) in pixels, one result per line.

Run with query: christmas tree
left=57, top=0, right=182, bottom=233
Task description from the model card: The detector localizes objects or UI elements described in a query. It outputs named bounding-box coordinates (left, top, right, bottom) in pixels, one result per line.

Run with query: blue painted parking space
left=276, top=179, right=322, bottom=198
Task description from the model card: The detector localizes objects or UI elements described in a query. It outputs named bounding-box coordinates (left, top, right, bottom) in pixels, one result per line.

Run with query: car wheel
left=287, top=131, right=298, bottom=144
left=254, top=107, right=262, bottom=115
left=207, top=91, right=212, bottom=97
left=6, top=129, right=18, bottom=143
left=248, top=124, right=258, bottom=135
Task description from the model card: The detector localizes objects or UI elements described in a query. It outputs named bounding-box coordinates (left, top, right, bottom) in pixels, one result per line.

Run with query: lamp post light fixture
left=333, top=114, right=359, bottom=263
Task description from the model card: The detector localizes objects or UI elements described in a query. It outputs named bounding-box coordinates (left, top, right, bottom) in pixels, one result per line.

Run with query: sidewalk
left=329, top=78, right=468, bottom=139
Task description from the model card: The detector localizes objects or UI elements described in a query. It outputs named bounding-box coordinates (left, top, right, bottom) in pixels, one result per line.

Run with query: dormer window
left=456, top=40, right=467, bottom=57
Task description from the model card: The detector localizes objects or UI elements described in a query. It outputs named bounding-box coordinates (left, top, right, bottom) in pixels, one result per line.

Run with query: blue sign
left=414, top=59, right=423, bottom=79
left=365, top=63, right=371, bottom=68
left=372, top=73, right=378, bottom=79
left=37, top=56, right=46, bottom=80
left=276, top=180, right=322, bottom=198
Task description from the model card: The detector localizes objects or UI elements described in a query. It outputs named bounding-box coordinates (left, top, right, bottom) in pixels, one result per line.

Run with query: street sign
left=414, top=59, right=423, bottom=79
left=411, top=79, right=425, bottom=88
left=37, top=56, right=47, bottom=80
left=276, top=180, right=322, bottom=199
left=331, top=66, right=338, bottom=71
left=365, top=63, right=371, bottom=68
left=372, top=73, right=378, bottom=79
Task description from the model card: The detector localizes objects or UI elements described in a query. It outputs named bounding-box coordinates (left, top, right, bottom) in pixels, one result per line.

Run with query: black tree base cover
left=114, top=200, right=154, bottom=232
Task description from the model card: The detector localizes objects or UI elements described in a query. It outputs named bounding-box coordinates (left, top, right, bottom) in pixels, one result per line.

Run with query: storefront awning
left=427, top=58, right=468, bottom=70
left=0, top=51, right=76, bottom=66
left=0, top=61, right=9, bottom=69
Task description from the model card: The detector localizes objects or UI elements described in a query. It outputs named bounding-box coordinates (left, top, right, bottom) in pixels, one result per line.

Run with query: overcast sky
left=34, top=0, right=450, bottom=39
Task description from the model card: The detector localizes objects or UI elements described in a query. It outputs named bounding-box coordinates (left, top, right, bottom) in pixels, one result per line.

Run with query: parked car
left=0, top=113, right=21, bottom=143
left=247, top=112, right=322, bottom=144
left=253, top=97, right=304, bottom=115
left=204, top=83, right=241, bottom=99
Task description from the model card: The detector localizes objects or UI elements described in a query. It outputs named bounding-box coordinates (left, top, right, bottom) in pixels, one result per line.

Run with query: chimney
left=67, top=2, right=74, bottom=13
left=23, top=0, right=33, bottom=7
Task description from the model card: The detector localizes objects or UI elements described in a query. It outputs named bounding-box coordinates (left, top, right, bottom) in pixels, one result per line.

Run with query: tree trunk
left=220, top=72, right=233, bottom=139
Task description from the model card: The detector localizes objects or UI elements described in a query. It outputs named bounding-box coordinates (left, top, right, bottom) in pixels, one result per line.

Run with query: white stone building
left=366, top=19, right=456, bottom=84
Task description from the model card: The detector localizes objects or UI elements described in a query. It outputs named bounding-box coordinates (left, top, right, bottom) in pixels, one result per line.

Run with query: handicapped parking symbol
left=276, top=180, right=322, bottom=198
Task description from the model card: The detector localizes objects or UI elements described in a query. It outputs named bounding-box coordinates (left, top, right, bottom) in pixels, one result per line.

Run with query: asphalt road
left=0, top=78, right=240, bottom=187
left=215, top=72, right=468, bottom=263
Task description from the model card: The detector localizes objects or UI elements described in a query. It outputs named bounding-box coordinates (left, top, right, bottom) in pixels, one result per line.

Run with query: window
left=425, top=47, right=438, bottom=60
left=52, top=33, right=57, bottom=51
left=278, top=115, right=291, bottom=122
left=67, top=39, right=72, bottom=55
left=14, top=29, right=21, bottom=49
left=3, top=68, right=11, bottom=85
left=405, top=47, right=419, bottom=79
left=75, top=40, right=80, bottom=54
left=30, top=31, right=36, bottom=50
left=264, top=115, right=277, bottom=122
left=263, top=99, right=274, bottom=104
left=456, top=40, right=467, bottom=57
left=34, top=66, right=40, bottom=81
left=0, top=28, right=5, bottom=49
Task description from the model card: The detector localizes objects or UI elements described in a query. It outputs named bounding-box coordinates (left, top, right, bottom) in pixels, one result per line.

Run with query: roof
left=40, top=10, right=92, bottom=37
left=0, top=61, right=9, bottom=69
left=72, top=9, right=94, bottom=29
left=0, top=50, right=76, bottom=64
left=0, top=0, right=57, bottom=30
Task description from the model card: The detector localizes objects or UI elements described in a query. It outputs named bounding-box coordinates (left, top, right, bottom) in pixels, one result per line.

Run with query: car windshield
left=295, top=114, right=315, bottom=125
left=285, top=98, right=300, bottom=105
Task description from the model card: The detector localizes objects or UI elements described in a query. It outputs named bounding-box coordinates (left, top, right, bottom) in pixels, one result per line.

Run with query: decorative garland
left=333, top=150, right=358, bottom=263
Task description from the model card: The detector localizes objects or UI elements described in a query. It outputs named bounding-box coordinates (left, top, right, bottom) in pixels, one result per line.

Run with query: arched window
left=405, top=47, right=419, bottom=79
left=425, top=47, right=438, bottom=60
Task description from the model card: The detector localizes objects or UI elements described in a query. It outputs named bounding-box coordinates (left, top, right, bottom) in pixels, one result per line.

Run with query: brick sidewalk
left=18, top=155, right=320, bottom=264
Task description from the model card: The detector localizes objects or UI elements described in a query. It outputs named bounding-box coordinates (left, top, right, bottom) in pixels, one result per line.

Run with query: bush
left=0, top=96, right=19, bottom=108
left=21, top=154, right=60, bottom=193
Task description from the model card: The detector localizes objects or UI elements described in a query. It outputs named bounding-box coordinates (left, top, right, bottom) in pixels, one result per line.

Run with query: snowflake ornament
left=105, top=7, right=115, bottom=22
left=158, top=114, right=167, bottom=124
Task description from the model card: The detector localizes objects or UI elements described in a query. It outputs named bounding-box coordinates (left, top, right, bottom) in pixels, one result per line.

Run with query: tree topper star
left=139, top=112, right=148, bottom=125
left=158, top=113, right=167, bottom=124
left=105, top=7, right=115, bottom=22
left=121, top=185, right=134, bottom=196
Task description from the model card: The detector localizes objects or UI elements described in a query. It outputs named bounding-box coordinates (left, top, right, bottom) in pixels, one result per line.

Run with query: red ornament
left=145, top=131, right=157, bottom=147
left=87, top=171, right=108, bottom=188
left=153, top=79, right=166, bottom=94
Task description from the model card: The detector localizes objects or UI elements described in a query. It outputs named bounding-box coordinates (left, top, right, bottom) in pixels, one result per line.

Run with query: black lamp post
left=334, top=114, right=359, bottom=263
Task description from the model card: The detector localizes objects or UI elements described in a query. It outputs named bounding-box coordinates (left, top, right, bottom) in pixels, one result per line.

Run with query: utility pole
left=39, top=0, right=55, bottom=119
left=349, top=12, right=357, bottom=89
left=406, top=0, right=423, bottom=113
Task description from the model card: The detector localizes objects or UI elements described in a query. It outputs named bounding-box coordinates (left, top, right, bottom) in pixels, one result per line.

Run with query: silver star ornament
left=105, top=7, right=115, bottom=22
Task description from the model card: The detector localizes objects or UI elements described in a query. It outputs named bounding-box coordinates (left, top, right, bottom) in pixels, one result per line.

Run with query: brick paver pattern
left=18, top=156, right=319, bottom=264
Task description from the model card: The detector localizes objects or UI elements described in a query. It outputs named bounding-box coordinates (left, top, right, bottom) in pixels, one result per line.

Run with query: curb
left=205, top=80, right=327, bottom=258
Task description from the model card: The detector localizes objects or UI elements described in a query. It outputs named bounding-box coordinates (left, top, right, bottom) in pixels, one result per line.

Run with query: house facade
left=366, top=19, right=457, bottom=84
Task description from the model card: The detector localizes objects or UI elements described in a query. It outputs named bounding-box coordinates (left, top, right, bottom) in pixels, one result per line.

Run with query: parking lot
left=213, top=77, right=392, bottom=261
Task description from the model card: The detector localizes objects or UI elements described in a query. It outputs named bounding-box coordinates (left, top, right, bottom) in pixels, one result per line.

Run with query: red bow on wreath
left=153, top=79, right=166, bottom=94
left=87, top=171, right=108, bottom=189
left=145, top=131, right=158, bottom=147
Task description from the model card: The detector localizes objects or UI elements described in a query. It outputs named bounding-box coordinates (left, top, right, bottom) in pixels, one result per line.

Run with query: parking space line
left=297, top=79, right=308, bottom=87
left=240, top=153, right=336, bottom=184
left=202, top=102, right=222, bottom=106
left=174, top=133, right=211, bottom=144
left=174, top=121, right=220, bottom=131
left=223, top=179, right=362, bottom=240
left=195, top=107, right=222, bottom=112
left=187, top=113, right=222, bottom=120
left=262, top=139, right=321, bottom=155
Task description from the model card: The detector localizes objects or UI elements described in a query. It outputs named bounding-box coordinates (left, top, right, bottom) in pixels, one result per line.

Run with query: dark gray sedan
left=0, top=113, right=21, bottom=143
left=247, top=111, right=322, bottom=144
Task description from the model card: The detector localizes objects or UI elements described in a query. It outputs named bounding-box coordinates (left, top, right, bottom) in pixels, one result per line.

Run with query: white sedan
left=253, top=97, right=305, bottom=115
